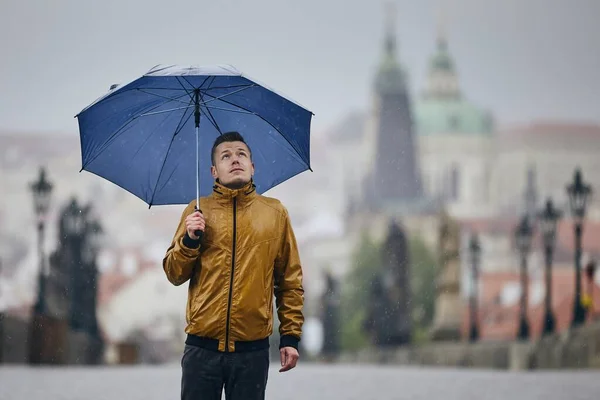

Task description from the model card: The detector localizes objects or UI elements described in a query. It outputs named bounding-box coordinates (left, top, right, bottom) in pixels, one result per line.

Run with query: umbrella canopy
left=75, top=64, right=313, bottom=207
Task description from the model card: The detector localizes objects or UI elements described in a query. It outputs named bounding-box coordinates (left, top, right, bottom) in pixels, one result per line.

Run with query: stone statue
left=363, top=221, right=412, bottom=347
left=429, top=209, right=463, bottom=341
left=320, top=270, right=340, bottom=360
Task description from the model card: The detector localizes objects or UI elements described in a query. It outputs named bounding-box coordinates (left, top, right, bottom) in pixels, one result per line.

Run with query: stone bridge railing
left=337, top=321, right=600, bottom=370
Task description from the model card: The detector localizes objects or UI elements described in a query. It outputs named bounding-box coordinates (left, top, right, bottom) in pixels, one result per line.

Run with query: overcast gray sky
left=1, top=0, right=599, bottom=136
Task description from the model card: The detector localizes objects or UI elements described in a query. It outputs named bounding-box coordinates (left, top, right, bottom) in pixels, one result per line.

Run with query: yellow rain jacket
left=163, top=181, right=304, bottom=352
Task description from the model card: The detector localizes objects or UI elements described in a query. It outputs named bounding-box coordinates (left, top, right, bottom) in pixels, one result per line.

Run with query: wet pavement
left=1, top=363, right=599, bottom=399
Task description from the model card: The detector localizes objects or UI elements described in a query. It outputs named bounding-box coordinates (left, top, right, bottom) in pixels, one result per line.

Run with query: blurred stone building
left=282, top=8, right=600, bottom=338
left=3, top=6, right=600, bottom=359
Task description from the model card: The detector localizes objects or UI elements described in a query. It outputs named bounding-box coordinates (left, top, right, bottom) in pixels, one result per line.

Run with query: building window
left=483, top=165, right=491, bottom=203
left=449, top=115, right=460, bottom=132
left=449, top=164, right=460, bottom=201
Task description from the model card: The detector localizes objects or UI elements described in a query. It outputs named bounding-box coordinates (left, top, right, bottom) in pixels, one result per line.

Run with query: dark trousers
left=181, top=344, right=270, bottom=400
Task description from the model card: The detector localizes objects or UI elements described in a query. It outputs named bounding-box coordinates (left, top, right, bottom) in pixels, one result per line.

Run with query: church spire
left=368, top=1, right=423, bottom=208
left=375, top=1, right=406, bottom=95
left=384, top=1, right=397, bottom=59
left=423, top=5, right=460, bottom=100
left=435, top=7, right=448, bottom=50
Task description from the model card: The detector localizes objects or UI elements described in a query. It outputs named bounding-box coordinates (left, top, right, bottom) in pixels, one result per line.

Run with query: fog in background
left=1, top=0, right=600, bottom=137
left=2, top=0, right=600, bottom=386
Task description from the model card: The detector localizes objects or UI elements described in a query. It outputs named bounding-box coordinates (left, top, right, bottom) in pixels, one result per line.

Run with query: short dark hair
left=211, top=131, right=252, bottom=165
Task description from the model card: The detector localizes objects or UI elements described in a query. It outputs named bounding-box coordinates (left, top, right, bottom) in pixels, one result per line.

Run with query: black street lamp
left=514, top=215, right=534, bottom=340
left=537, top=198, right=562, bottom=335
left=29, top=167, right=54, bottom=314
left=468, top=233, right=481, bottom=342
left=566, top=168, right=592, bottom=327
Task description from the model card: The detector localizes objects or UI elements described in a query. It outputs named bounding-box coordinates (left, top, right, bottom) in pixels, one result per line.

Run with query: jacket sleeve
left=274, top=206, right=305, bottom=350
left=162, top=204, right=201, bottom=286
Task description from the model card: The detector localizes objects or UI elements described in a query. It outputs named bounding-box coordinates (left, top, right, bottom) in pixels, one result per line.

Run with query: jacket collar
left=212, top=179, right=257, bottom=205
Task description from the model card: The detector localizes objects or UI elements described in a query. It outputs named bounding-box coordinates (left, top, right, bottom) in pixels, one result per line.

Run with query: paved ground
left=1, top=363, right=599, bottom=399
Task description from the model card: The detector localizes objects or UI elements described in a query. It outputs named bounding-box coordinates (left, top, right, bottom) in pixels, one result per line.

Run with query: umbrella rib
left=172, top=105, right=196, bottom=138
left=82, top=92, right=191, bottom=169
left=130, top=108, right=184, bottom=162
left=200, top=109, right=223, bottom=135
left=137, top=89, right=192, bottom=105
left=198, top=89, right=224, bottom=136
left=179, top=75, right=196, bottom=91
left=173, top=75, right=223, bottom=135
left=176, top=76, right=197, bottom=94
left=202, top=93, right=308, bottom=168
left=178, top=75, right=210, bottom=96
left=139, top=105, right=194, bottom=117
left=133, top=87, right=190, bottom=91
left=196, top=85, right=257, bottom=107
left=175, top=76, right=204, bottom=103
left=201, top=75, right=217, bottom=91
left=202, top=84, right=254, bottom=91
left=172, top=77, right=216, bottom=133
left=82, top=91, right=174, bottom=133
left=84, top=91, right=190, bottom=139
left=203, top=105, right=253, bottom=114
left=133, top=84, right=254, bottom=91
left=148, top=99, right=196, bottom=207
left=154, top=140, right=190, bottom=195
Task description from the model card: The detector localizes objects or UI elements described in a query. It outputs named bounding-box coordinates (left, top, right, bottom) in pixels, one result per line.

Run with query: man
left=162, top=131, right=304, bottom=400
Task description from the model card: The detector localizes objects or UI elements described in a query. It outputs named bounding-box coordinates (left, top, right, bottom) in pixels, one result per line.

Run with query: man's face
left=211, top=141, right=254, bottom=189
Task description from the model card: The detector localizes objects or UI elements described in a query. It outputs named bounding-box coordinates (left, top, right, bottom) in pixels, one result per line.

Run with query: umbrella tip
left=110, top=84, right=119, bottom=90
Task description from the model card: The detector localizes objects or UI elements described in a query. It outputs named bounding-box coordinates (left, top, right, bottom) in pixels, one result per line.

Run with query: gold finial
left=385, top=1, right=396, bottom=34
left=384, top=1, right=397, bottom=55
left=435, top=3, right=447, bottom=48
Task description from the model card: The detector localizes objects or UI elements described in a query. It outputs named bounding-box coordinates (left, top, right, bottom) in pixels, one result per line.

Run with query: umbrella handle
left=194, top=206, right=204, bottom=240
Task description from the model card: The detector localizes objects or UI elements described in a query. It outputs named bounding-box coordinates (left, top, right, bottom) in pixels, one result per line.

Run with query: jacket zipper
left=225, top=196, right=237, bottom=352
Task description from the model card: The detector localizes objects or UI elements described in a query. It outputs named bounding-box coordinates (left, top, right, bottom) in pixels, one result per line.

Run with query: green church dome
left=429, top=42, right=454, bottom=72
left=415, top=35, right=494, bottom=136
left=415, top=99, right=494, bottom=135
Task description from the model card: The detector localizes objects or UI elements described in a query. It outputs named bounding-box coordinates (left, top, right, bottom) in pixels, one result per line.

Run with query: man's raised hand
left=185, top=210, right=205, bottom=240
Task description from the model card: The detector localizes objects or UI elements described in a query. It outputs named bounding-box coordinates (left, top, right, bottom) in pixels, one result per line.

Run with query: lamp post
left=566, top=168, right=592, bottom=327
left=468, top=233, right=481, bottom=342
left=515, top=215, right=533, bottom=340
left=63, top=198, right=87, bottom=331
left=537, top=198, right=562, bottom=335
left=29, top=167, right=54, bottom=314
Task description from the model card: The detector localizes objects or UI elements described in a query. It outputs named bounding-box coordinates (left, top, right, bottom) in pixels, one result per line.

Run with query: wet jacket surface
left=163, top=181, right=304, bottom=352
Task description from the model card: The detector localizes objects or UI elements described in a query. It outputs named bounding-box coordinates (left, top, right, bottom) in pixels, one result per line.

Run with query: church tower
left=423, top=14, right=461, bottom=101
left=414, top=9, right=495, bottom=218
left=363, top=3, right=423, bottom=211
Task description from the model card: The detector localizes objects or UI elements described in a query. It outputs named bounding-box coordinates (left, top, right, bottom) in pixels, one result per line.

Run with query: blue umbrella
left=75, top=64, right=313, bottom=209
